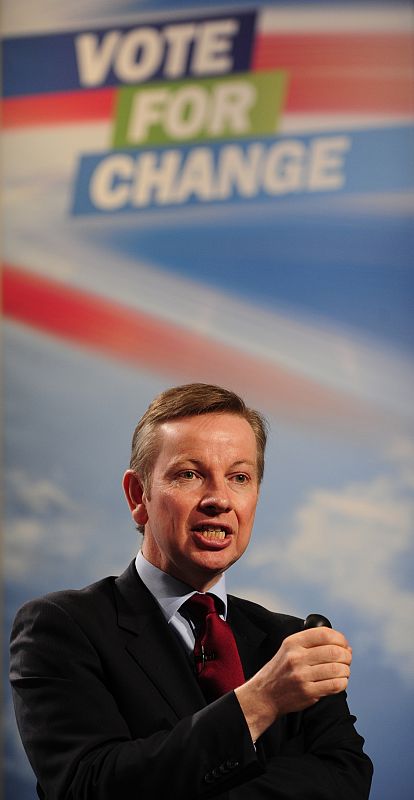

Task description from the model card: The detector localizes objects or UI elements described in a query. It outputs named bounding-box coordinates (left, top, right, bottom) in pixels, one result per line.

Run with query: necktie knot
left=185, top=592, right=221, bottom=621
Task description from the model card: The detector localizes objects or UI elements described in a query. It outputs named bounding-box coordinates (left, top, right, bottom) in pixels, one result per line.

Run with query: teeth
left=199, top=528, right=226, bottom=540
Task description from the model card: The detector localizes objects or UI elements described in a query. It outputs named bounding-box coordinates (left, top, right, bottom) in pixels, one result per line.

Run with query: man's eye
left=180, top=470, right=196, bottom=480
left=233, top=474, right=248, bottom=483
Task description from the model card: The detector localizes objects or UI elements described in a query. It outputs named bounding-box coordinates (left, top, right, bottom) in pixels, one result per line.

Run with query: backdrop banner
left=2, top=3, right=414, bottom=799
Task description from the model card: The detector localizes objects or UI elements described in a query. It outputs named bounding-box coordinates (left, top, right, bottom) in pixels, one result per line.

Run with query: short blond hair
left=130, top=383, right=268, bottom=496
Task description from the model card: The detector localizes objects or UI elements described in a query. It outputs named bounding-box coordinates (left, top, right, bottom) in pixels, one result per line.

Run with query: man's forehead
left=153, top=413, right=257, bottom=456
left=157, top=412, right=255, bottom=439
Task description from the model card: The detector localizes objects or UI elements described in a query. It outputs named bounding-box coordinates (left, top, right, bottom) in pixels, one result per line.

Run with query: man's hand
left=235, top=627, right=352, bottom=743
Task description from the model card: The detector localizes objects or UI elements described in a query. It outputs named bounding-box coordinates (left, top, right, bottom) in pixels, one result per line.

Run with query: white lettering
left=192, top=19, right=239, bottom=75
left=128, top=89, right=169, bottom=142
left=163, top=24, right=197, bottom=77
left=126, top=79, right=257, bottom=145
left=217, top=144, right=262, bottom=197
left=75, top=31, right=121, bottom=88
left=76, top=19, right=239, bottom=87
left=83, top=135, right=350, bottom=213
left=308, top=136, right=350, bottom=190
left=132, top=151, right=181, bottom=205
left=167, top=86, right=208, bottom=139
left=89, top=154, right=133, bottom=210
left=264, top=141, right=305, bottom=194
left=115, top=28, right=163, bottom=82
left=208, top=81, right=256, bottom=136
left=174, top=148, right=214, bottom=201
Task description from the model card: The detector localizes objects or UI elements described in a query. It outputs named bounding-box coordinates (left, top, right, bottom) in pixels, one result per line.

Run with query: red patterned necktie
left=184, top=593, right=245, bottom=702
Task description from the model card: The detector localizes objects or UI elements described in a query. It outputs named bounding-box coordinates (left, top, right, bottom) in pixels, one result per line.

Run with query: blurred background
left=2, top=1, right=414, bottom=797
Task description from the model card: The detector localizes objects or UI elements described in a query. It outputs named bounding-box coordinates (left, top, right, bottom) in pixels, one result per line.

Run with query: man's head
left=123, top=384, right=268, bottom=590
left=128, top=383, right=268, bottom=499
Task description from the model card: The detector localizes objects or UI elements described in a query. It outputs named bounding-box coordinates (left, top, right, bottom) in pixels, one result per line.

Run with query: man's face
left=134, top=413, right=259, bottom=591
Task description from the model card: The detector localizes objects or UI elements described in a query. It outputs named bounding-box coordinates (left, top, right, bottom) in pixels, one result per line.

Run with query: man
left=10, top=383, right=373, bottom=799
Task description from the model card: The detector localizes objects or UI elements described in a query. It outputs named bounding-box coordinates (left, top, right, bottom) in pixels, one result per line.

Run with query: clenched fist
left=235, top=626, right=352, bottom=743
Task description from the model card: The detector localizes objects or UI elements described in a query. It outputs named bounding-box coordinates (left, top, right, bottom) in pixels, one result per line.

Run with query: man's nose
left=199, top=478, right=232, bottom=515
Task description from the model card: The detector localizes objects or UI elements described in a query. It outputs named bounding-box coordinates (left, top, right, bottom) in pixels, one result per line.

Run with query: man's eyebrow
left=169, top=458, right=256, bottom=469
left=167, top=457, right=202, bottom=469
left=229, top=460, right=256, bottom=469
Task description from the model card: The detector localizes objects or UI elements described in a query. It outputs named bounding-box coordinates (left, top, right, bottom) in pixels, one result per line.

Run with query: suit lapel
left=227, top=597, right=269, bottom=680
left=114, top=561, right=206, bottom=719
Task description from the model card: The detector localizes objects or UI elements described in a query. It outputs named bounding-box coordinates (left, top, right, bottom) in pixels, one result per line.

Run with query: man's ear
left=122, top=470, right=148, bottom=526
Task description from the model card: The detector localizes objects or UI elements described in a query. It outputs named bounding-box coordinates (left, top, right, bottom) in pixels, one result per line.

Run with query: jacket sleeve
left=230, top=692, right=373, bottom=799
left=9, top=597, right=263, bottom=800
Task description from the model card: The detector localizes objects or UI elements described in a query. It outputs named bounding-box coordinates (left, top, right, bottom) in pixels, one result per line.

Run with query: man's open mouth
left=192, top=524, right=231, bottom=541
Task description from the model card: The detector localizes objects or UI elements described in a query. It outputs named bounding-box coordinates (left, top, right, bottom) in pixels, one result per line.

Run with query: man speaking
left=10, top=383, right=373, bottom=798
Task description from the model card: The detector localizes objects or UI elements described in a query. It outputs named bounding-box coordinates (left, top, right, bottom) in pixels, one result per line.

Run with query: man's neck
left=139, top=548, right=224, bottom=593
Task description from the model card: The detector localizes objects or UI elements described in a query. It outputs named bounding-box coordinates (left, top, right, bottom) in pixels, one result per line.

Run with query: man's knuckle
left=286, top=650, right=300, bottom=669
left=330, top=677, right=347, bottom=693
left=328, top=645, right=340, bottom=661
left=290, top=666, right=303, bottom=686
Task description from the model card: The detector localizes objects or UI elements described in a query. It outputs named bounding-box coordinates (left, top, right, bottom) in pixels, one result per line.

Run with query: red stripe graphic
left=286, top=73, right=413, bottom=114
left=2, top=33, right=413, bottom=128
left=2, top=87, right=115, bottom=128
left=253, top=33, right=413, bottom=70
left=2, top=264, right=368, bottom=424
left=253, top=33, right=414, bottom=114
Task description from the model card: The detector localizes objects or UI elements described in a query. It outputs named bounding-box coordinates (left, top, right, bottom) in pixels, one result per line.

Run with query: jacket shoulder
left=228, top=593, right=304, bottom=636
left=11, top=573, right=119, bottom=638
left=19, top=572, right=115, bottom=606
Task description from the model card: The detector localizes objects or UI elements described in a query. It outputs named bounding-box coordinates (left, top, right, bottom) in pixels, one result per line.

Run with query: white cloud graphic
left=4, top=467, right=138, bottom=587
left=249, top=440, right=414, bottom=683
left=5, top=470, right=88, bottom=580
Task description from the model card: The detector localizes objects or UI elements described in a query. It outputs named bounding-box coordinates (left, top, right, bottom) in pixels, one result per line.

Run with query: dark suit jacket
left=10, top=559, right=372, bottom=799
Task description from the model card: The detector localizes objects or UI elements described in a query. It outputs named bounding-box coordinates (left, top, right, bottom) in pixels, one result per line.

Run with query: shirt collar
left=135, top=550, right=228, bottom=622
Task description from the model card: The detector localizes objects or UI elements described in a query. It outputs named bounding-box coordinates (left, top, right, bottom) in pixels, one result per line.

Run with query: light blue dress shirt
left=135, top=550, right=228, bottom=655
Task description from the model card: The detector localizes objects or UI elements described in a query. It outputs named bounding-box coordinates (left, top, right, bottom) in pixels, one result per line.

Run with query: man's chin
left=188, top=549, right=239, bottom=580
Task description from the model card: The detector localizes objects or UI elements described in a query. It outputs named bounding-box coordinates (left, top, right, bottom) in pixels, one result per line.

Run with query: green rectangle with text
left=113, top=71, right=287, bottom=148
